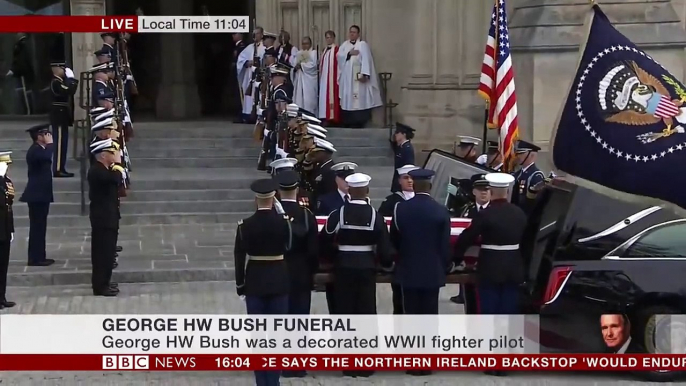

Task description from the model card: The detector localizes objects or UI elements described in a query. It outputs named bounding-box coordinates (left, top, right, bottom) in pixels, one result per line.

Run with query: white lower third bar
left=138, top=16, right=249, bottom=33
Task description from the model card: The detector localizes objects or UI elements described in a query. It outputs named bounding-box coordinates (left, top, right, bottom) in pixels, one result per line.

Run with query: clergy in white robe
left=236, top=38, right=265, bottom=121
left=336, top=25, right=382, bottom=128
left=318, top=30, right=341, bottom=123
left=293, top=37, right=318, bottom=116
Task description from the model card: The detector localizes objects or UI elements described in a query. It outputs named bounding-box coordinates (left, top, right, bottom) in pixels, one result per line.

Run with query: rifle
left=113, top=33, right=131, bottom=194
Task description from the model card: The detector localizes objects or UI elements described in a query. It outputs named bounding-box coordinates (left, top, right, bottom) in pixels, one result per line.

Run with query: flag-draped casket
left=315, top=216, right=480, bottom=274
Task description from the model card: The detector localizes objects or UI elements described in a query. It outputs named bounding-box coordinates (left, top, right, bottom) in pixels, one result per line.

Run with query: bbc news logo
left=102, top=355, right=149, bottom=369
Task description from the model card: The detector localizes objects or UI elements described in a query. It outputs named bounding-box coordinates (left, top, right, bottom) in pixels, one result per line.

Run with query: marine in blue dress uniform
left=511, top=140, right=545, bottom=215
left=316, top=162, right=356, bottom=216
left=19, top=125, right=55, bottom=267
left=49, top=57, right=78, bottom=178
left=234, top=178, right=291, bottom=386
left=391, top=123, right=415, bottom=193
left=378, top=164, right=418, bottom=315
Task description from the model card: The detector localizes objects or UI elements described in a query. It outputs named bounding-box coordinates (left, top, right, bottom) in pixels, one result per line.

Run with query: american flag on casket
left=315, top=216, right=482, bottom=264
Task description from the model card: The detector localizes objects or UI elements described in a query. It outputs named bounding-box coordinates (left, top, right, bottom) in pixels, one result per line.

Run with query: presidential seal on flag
left=551, top=4, right=686, bottom=210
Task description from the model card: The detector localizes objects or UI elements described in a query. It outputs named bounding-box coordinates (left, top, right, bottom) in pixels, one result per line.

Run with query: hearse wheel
left=634, top=305, right=684, bottom=382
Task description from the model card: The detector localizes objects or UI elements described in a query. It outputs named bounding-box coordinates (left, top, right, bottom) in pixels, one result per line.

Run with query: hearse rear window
left=623, top=222, right=686, bottom=258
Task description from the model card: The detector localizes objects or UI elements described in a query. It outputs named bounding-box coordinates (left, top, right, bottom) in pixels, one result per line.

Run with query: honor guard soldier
left=322, top=173, right=393, bottom=377
left=275, top=171, right=318, bottom=322
left=94, top=48, right=111, bottom=64
left=454, top=136, right=481, bottom=163
left=390, top=169, right=451, bottom=316
left=88, top=139, right=124, bottom=297
left=476, top=140, right=503, bottom=171
left=316, top=162, right=356, bottom=216
left=310, top=139, right=337, bottom=204
left=234, top=178, right=291, bottom=386
left=378, top=164, right=418, bottom=314
left=92, top=63, right=116, bottom=108
left=452, top=173, right=526, bottom=315
left=49, top=59, right=78, bottom=178
left=100, top=33, right=118, bottom=62
left=270, top=62, right=295, bottom=160
left=0, top=152, right=16, bottom=310
left=19, top=125, right=55, bottom=267
left=391, top=123, right=415, bottom=193
left=512, top=140, right=545, bottom=215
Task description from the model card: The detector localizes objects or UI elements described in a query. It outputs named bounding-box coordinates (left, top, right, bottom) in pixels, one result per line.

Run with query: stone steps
left=6, top=121, right=395, bottom=287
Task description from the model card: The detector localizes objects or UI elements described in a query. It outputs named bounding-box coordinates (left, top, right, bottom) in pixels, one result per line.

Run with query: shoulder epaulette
left=237, top=219, right=243, bottom=226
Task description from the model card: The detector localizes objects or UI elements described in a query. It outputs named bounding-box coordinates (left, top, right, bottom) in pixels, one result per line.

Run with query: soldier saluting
left=49, top=56, right=78, bottom=178
left=511, top=140, right=545, bottom=215
left=234, top=178, right=291, bottom=386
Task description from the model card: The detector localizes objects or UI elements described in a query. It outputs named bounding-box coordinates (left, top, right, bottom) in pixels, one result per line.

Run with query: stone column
left=435, top=0, right=458, bottom=85
left=408, top=0, right=434, bottom=85
left=155, top=0, right=201, bottom=119
left=69, top=0, right=106, bottom=121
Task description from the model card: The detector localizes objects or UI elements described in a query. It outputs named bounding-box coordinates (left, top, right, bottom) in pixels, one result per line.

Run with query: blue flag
left=552, top=6, right=686, bottom=209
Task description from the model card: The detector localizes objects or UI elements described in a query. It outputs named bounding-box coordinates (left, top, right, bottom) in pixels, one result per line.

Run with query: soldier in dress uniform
left=94, top=48, right=111, bottom=64
left=378, top=164, right=418, bottom=314
left=234, top=178, right=291, bottom=386
left=476, top=140, right=503, bottom=171
left=92, top=63, right=116, bottom=109
left=19, top=125, right=55, bottom=267
left=511, top=140, right=545, bottom=215
left=49, top=58, right=78, bottom=178
left=316, top=162, right=356, bottom=216
left=321, top=173, right=393, bottom=378
left=310, top=139, right=337, bottom=205
left=391, top=123, right=415, bottom=193
left=454, top=136, right=481, bottom=163
left=0, top=152, right=16, bottom=310
left=450, top=173, right=491, bottom=308
left=88, top=139, right=125, bottom=297
left=100, top=33, right=118, bottom=62
left=276, top=172, right=318, bottom=381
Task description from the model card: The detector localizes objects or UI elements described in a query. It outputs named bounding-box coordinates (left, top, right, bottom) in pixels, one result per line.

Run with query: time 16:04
left=215, top=357, right=251, bottom=368
left=214, top=18, right=247, bottom=30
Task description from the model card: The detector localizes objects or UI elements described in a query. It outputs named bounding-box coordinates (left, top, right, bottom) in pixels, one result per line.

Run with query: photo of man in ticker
left=601, top=314, right=636, bottom=354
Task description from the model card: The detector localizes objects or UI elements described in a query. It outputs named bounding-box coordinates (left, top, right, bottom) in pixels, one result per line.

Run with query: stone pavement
left=2, top=121, right=394, bottom=286
left=0, top=282, right=650, bottom=385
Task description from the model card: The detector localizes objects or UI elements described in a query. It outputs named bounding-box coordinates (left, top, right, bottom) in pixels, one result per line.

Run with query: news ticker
left=0, top=354, right=683, bottom=371
left=0, top=16, right=249, bottom=33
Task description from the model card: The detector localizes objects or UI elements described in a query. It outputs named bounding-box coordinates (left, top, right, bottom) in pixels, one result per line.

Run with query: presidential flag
left=551, top=5, right=686, bottom=210
left=478, top=0, right=519, bottom=172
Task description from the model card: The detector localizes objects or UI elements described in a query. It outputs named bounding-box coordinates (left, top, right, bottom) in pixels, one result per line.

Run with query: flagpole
left=482, top=106, right=488, bottom=154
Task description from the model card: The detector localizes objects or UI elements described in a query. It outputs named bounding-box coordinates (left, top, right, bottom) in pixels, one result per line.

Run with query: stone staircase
left=2, top=122, right=394, bottom=286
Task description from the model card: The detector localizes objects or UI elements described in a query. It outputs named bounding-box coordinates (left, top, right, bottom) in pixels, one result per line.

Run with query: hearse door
left=519, top=187, right=573, bottom=314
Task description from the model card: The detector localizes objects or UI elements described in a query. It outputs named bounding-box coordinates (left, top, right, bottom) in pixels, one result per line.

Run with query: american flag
left=478, top=0, right=519, bottom=171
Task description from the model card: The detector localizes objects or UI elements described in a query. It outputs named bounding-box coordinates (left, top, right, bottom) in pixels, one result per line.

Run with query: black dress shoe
left=114, top=253, right=119, bottom=258
left=116, top=246, right=123, bottom=252
left=112, top=261, right=119, bottom=269
left=110, top=282, right=118, bottom=288
left=450, top=294, right=464, bottom=304
left=27, top=259, right=55, bottom=267
left=54, top=171, right=75, bottom=178
left=282, top=370, right=307, bottom=378
left=1, top=299, right=16, bottom=308
left=93, top=288, right=118, bottom=297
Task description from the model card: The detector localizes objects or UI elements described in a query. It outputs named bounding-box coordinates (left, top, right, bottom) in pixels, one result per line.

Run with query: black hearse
left=428, top=150, right=685, bottom=382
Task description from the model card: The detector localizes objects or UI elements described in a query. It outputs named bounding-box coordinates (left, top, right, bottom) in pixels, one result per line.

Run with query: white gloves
left=274, top=200, right=285, bottom=215
left=446, top=184, right=457, bottom=196
left=5, top=70, right=13, bottom=77
left=10, top=233, right=13, bottom=243
left=126, top=75, right=134, bottom=81
left=263, top=128, right=269, bottom=137
left=476, top=154, right=487, bottom=165
left=275, top=147, right=288, bottom=160
left=64, top=67, right=75, bottom=79
left=0, top=162, right=7, bottom=177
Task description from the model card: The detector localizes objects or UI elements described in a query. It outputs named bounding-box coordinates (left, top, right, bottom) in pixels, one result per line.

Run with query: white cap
left=91, top=117, right=115, bottom=132
left=314, top=138, right=336, bottom=153
left=397, top=164, right=419, bottom=175
left=475, top=154, right=487, bottom=165
left=94, top=109, right=114, bottom=122
left=332, top=162, right=357, bottom=171
left=90, top=139, right=115, bottom=154
left=257, top=108, right=264, bottom=116
left=306, top=128, right=326, bottom=139
left=345, top=173, right=371, bottom=188
left=307, top=123, right=327, bottom=134
left=269, top=158, right=297, bottom=170
left=286, top=103, right=299, bottom=112
left=90, top=107, right=106, bottom=115
left=485, top=172, right=515, bottom=188
left=0, top=151, right=12, bottom=163
left=458, top=136, right=481, bottom=145
left=301, top=113, right=321, bottom=124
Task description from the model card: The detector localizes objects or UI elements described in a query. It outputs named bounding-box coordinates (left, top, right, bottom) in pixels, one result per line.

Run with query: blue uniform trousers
left=27, top=202, right=50, bottom=264
left=401, top=287, right=440, bottom=315
left=51, top=124, right=69, bottom=174
left=476, top=283, right=519, bottom=314
left=287, top=291, right=311, bottom=315
left=245, top=294, right=288, bottom=386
